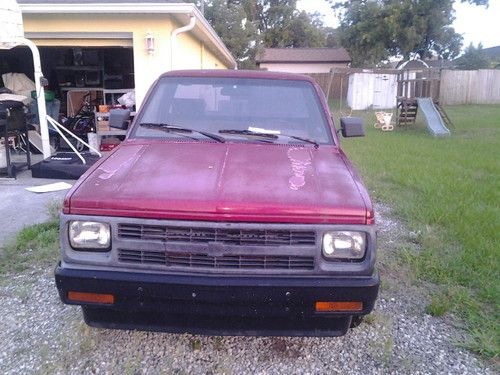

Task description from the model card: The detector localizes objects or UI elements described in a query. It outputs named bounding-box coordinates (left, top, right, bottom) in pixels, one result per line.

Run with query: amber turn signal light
left=68, top=291, right=115, bottom=305
left=315, top=301, right=363, bottom=312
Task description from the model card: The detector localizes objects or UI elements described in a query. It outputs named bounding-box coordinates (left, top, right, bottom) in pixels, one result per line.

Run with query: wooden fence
left=308, top=69, right=500, bottom=106
left=308, top=72, right=349, bottom=100
left=439, top=69, right=500, bottom=105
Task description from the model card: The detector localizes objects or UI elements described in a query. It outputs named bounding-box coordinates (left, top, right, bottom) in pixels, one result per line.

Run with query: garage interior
left=0, top=45, right=135, bottom=178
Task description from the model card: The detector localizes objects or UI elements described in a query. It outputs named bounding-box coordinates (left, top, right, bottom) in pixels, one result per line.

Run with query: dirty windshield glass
left=133, top=77, right=332, bottom=145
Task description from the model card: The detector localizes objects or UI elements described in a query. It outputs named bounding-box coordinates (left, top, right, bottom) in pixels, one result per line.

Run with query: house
left=482, top=45, right=500, bottom=59
left=255, top=48, right=351, bottom=73
left=1, top=0, right=236, bottom=109
left=483, top=45, right=500, bottom=68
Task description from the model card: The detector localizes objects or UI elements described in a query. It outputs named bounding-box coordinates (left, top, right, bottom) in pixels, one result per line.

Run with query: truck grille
left=118, top=224, right=316, bottom=247
left=118, top=249, right=315, bottom=270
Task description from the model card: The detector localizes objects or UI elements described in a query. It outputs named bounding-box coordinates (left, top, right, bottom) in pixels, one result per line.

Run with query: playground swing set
left=332, top=65, right=452, bottom=137
left=371, top=67, right=452, bottom=136
left=395, top=68, right=452, bottom=136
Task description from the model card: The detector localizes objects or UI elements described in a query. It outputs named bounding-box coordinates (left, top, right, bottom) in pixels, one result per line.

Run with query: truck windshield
left=132, top=77, right=333, bottom=145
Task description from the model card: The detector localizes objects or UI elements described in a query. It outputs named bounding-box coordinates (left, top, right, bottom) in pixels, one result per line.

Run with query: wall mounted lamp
left=145, top=31, right=155, bottom=55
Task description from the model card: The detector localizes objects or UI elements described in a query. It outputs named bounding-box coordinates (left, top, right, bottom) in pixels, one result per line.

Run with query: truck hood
left=67, top=141, right=370, bottom=224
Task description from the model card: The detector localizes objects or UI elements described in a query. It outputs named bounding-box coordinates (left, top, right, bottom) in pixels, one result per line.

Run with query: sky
left=297, top=0, right=500, bottom=50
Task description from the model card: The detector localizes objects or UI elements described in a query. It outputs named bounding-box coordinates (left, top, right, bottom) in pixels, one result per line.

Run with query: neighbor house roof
left=483, top=45, right=500, bottom=59
left=162, top=69, right=318, bottom=83
left=17, top=1, right=236, bottom=69
left=256, top=48, right=351, bottom=64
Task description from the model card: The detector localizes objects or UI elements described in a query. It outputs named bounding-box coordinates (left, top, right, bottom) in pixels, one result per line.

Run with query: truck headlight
left=69, top=221, right=111, bottom=250
left=322, top=231, right=366, bottom=260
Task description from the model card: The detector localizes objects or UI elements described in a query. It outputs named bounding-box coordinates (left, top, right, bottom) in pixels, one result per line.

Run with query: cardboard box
left=97, top=120, right=109, bottom=127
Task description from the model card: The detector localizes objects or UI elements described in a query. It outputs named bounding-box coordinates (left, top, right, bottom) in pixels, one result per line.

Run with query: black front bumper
left=55, top=264, right=379, bottom=336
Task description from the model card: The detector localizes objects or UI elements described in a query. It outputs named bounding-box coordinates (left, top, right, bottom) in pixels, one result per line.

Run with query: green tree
left=251, top=1, right=328, bottom=48
left=331, top=0, right=487, bottom=67
left=455, top=43, right=492, bottom=70
left=255, top=0, right=298, bottom=47
left=331, top=1, right=389, bottom=66
left=205, top=0, right=260, bottom=68
left=324, top=27, right=341, bottom=48
left=287, top=11, right=328, bottom=48
left=187, top=0, right=260, bottom=68
left=262, top=10, right=328, bottom=48
left=190, top=1, right=333, bottom=67
left=462, top=0, right=488, bottom=5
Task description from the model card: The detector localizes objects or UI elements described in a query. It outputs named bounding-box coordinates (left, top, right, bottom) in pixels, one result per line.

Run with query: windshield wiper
left=280, top=134, right=319, bottom=149
left=219, top=129, right=278, bottom=139
left=219, top=129, right=319, bottom=148
left=218, top=129, right=277, bottom=143
left=140, top=123, right=225, bottom=143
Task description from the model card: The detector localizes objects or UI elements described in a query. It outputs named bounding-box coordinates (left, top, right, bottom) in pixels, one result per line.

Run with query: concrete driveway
left=0, top=160, right=73, bottom=247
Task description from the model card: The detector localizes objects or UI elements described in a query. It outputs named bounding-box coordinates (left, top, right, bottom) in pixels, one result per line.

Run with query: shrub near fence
left=440, top=69, right=500, bottom=105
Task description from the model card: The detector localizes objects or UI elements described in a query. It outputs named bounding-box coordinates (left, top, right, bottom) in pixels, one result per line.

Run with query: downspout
left=201, top=43, right=205, bottom=69
left=21, top=37, right=51, bottom=159
left=171, top=14, right=196, bottom=71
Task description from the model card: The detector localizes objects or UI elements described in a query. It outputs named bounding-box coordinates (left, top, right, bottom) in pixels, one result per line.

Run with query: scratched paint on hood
left=70, top=142, right=368, bottom=223
left=95, top=145, right=145, bottom=182
left=287, top=147, right=312, bottom=190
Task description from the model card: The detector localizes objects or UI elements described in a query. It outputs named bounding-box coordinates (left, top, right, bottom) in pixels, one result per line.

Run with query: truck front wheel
left=350, top=315, right=364, bottom=328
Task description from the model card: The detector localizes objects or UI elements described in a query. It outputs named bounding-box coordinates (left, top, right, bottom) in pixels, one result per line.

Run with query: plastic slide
left=416, top=98, right=450, bottom=137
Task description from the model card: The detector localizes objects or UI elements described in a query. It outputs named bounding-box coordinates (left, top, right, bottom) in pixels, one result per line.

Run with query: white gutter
left=18, top=3, right=196, bottom=14
left=171, top=15, right=196, bottom=71
left=19, top=3, right=236, bottom=69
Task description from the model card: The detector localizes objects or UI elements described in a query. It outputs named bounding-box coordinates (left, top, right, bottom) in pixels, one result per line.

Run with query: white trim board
left=25, top=32, right=133, bottom=39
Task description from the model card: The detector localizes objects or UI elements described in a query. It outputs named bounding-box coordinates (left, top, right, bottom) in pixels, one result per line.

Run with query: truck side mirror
left=340, top=117, right=365, bottom=137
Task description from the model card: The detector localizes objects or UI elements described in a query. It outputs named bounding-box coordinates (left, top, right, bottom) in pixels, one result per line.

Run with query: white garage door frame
left=24, top=32, right=133, bottom=47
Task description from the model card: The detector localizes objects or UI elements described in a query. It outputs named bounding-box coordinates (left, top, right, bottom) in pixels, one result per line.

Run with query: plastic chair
left=374, top=111, right=394, bottom=132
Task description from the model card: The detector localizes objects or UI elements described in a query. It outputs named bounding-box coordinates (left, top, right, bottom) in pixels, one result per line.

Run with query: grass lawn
left=335, top=104, right=499, bottom=358
left=0, top=221, right=59, bottom=275
left=0, top=105, right=497, bottom=359
left=0, top=201, right=61, bottom=275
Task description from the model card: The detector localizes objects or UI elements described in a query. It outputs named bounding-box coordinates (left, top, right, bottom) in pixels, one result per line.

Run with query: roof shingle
left=256, top=48, right=351, bottom=64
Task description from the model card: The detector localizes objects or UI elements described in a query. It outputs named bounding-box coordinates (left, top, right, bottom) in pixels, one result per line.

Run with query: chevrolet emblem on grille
left=208, top=243, right=227, bottom=257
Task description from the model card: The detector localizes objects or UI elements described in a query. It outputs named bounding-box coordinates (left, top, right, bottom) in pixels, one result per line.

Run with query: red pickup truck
left=55, top=70, right=379, bottom=336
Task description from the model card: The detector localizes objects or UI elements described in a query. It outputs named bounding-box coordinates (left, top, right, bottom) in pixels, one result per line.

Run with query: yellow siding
left=174, top=29, right=201, bottom=70
left=203, top=44, right=227, bottom=69
left=173, top=22, right=226, bottom=70
left=23, top=13, right=231, bottom=107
